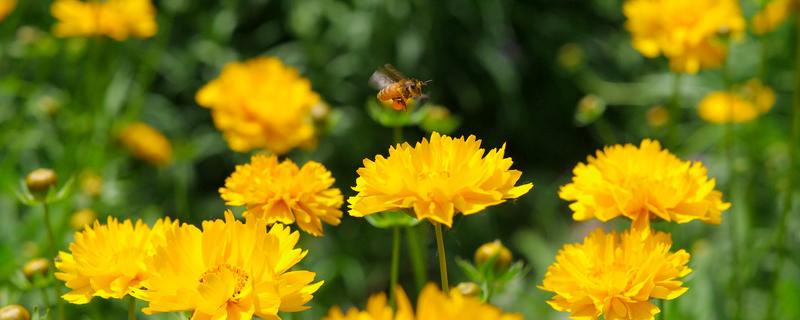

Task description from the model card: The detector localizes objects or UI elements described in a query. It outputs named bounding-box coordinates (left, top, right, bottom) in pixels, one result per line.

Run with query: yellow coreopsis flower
left=220, top=154, right=343, bottom=236
left=119, top=122, right=173, bottom=167
left=0, top=0, right=16, bottom=21
left=324, top=284, right=521, bottom=320
left=137, top=211, right=322, bottom=320
left=540, top=228, right=691, bottom=320
left=624, top=0, right=745, bottom=73
left=348, top=132, right=533, bottom=227
left=752, top=0, right=796, bottom=35
left=51, top=0, right=157, bottom=40
left=196, top=57, right=321, bottom=154
left=55, top=216, right=176, bottom=304
left=559, top=139, right=729, bottom=230
left=697, top=79, right=776, bottom=124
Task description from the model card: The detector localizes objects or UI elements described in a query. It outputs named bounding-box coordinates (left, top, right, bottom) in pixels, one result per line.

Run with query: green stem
left=667, top=72, right=683, bottom=146
left=389, top=227, right=401, bottom=308
left=42, top=203, right=64, bottom=320
left=406, top=225, right=427, bottom=290
left=128, top=296, right=137, bottom=320
left=433, top=223, right=449, bottom=294
left=767, top=8, right=800, bottom=318
left=660, top=299, right=667, bottom=319
left=393, top=125, right=403, bottom=144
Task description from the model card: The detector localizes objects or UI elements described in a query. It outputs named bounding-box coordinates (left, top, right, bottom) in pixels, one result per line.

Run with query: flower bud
left=0, top=305, right=31, bottom=320
left=455, top=282, right=481, bottom=298
left=79, top=171, right=102, bottom=197
left=25, top=168, right=57, bottom=201
left=646, top=105, right=669, bottom=128
left=22, top=258, right=49, bottom=280
left=575, top=95, right=606, bottom=126
left=70, top=208, right=97, bottom=230
left=474, top=240, right=513, bottom=272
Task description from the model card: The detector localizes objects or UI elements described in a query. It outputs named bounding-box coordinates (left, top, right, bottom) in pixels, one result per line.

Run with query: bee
left=370, top=64, right=431, bottom=111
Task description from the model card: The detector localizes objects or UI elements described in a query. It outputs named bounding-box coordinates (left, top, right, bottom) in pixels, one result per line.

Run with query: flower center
left=199, top=264, right=250, bottom=298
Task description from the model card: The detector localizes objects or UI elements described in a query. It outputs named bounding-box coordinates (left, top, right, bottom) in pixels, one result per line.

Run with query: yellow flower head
left=540, top=228, right=691, bottom=320
left=119, top=122, right=173, bottom=167
left=624, top=0, right=745, bottom=73
left=559, top=139, right=729, bottom=229
left=69, top=208, right=97, bottom=230
left=138, top=211, right=322, bottom=320
left=348, top=132, right=532, bottom=227
left=220, top=154, right=344, bottom=236
left=697, top=79, right=776, bottom=124
left=324, top=284, right=521, bottom=320
left=55, top=216, right=176, bottom=304
left=0, top=0, right=16, bottom=21
left=196, top=57, right=321, bottom=154
left=752, top=0, right=796, bottom=35
left=51, top=0, right=157, bottom=40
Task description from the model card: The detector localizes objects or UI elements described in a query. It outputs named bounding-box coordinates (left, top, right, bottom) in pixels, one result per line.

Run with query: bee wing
left=381, top=64, right=408, bottom=81
left=369, top=70, right=396, bottom=89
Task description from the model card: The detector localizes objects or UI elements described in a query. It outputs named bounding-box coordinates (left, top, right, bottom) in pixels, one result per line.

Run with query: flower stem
left=389, top=227, right=401, bottom=308
left=433, top=223, right=449, bottom=294
left=128, top=296, right=137, bottom=320
left=667, top=72, right=683, bottom=146
left=406, top=225, right=427, bottom=290
left=42, top=203, right=64, bottom=320
left=393, top=125, right=403, bottom=145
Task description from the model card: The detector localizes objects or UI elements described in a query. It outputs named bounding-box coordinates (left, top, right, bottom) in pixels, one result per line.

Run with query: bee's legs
left=392, top=98, right=406, bottom=111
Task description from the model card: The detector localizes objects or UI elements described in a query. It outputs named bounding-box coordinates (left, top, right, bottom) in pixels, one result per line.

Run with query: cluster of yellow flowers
left=196, top=57, right=321, bottom=154
left=324, top=284, right=522, bottom=320
left=697, top=79, right=776, bottom=124
left=51, top=0, right=158, bottom=40
left=55, top=212, right=321, bottom=319
left=624, top=0, right=745, bottom=73
left=541, top=139, right=729, bottom=320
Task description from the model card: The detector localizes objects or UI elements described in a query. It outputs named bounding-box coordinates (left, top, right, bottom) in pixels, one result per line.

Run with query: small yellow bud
left=455, top=282, right=481, bottom=297
left=25, top=168, right=57, bottom=200
left=0, top=305, right=31, bottom=320
left=646, top=105, right=669, bottom=128
left=474, top=240, right=513, bottom=272
left=311, top=102, right=330, bottom=121
left=575, top=95, right=606, bottom=126
left=22, top=258, right=49, bottom=280
left=70, top=208, right=97, bottom=230
left=557, top=43, right=585, bottom=71
left=79, top=171, right=102, bottom=197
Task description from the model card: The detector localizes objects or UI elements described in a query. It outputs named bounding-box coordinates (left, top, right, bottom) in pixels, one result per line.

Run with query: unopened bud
left=22, top=258, right=49, bottom=280
left=0, top=305, right=31, bottom=320
left=25, top=168, right=57, bottom=200
left=455, top=282, right=481, bottom=298
left=474, top=240, right=513, bottom=272
left=70, top=208, right=97, bottom=230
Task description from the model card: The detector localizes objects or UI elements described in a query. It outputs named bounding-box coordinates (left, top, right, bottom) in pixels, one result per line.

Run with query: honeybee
left=370, top=64, right=430, bottom=111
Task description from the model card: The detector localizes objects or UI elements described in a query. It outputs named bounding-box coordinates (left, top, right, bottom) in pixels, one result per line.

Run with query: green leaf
left=47, top=176, right=74, bottom=204
left=365, top=99, right=425, bottom=128
left=364, top=211, right=420, bottom=228
left=455, top=257, right=484, bottom=282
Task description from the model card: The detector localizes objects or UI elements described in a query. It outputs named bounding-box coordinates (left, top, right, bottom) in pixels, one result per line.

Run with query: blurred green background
left=1, top=0, right=799, bottom=319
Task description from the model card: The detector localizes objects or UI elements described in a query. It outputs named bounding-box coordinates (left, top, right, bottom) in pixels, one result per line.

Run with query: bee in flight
left=370, top=64, right=431, bottom=111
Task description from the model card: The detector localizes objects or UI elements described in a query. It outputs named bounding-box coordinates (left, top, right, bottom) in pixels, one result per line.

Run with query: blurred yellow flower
left=138, top=211, right=322, bottom=319
left=196, top=57, right=321, bottom=154
left=324, top=284, right=521, bottom=320
left=0, top=0, right=15, bottom=21
left=348, top=132, right=532, bottom=227
left=119, top=122, right=172, bottom=167
left=752, top=0, right=796, bottom=34
left=624, top=0, right=744, bottom=73
left=78, top=170, right=102, bottom=197
left=55, top=216, right=175, bottom=304
left=646, top=105, right=669, bottom=128
left=51, top=0, right=157, bottom=40
left=698, top=79, right=776, bottom=124
left=69, top=208, right=97, bottom=230
left=559, top=139, right=729, bottom=230
left=220, top=154, right=343, bottom=236
left=540, top=228, right=691, bottom=320
left=323, top=288, right=413, bottom=320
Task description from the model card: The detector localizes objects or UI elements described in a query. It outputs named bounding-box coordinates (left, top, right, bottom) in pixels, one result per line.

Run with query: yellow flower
left=119, top=122, right=173, bottom=167
left=55, top=216, right=176, bottom=304
left=697, top=79, right=776, bottom=124
left=559, top=139, right=729, bottom=230
left=69, top=208, right=97, bottom=230
left=137, top=211, right=322, bottom=320
left=79, top=170, right=102, bottom=197
left=323, top=284, right=521, bottom=320
left=624, top=0, right=745, bottom=73
left=752, top=0, right=796, bottom=35
left=51, top=0, right=157, bottom=40
left=0, top=0, right=16, bottom=21
left=646, top=105, right=669, bottom=128
left=220, top=154, right=343, bottom=236
left=196, top=57, right=321, bottom=154
left=540, top=228, right=691, bottom=320
left=348, top=132, right=532, bottom=227
left=323, top=288, right=413, bottom=320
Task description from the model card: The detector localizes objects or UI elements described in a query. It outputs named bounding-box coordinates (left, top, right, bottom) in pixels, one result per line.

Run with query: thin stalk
left=128, top=296, right=137, bottom=320
left=393, top=126, right=403, bottom=145
left=433, top=223, right=449, bottom=294
left=721, top=49, right=742, bottom=320
left=389, top=227, right=401, bottom=308
left=767, top=9, right=800, bottom=318
left=405, top=225, right=427, bottom=290
left=668, top=72, right=683, bottom=146
left=42, top=203, right=64, bottom=320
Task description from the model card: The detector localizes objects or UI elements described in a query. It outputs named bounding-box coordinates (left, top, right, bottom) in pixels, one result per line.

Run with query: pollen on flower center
left=199, top=264, right=250, bottom=298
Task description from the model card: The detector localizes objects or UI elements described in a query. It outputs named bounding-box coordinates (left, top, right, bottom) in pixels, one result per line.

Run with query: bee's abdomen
left=377, top=85, right=401, bottom=101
